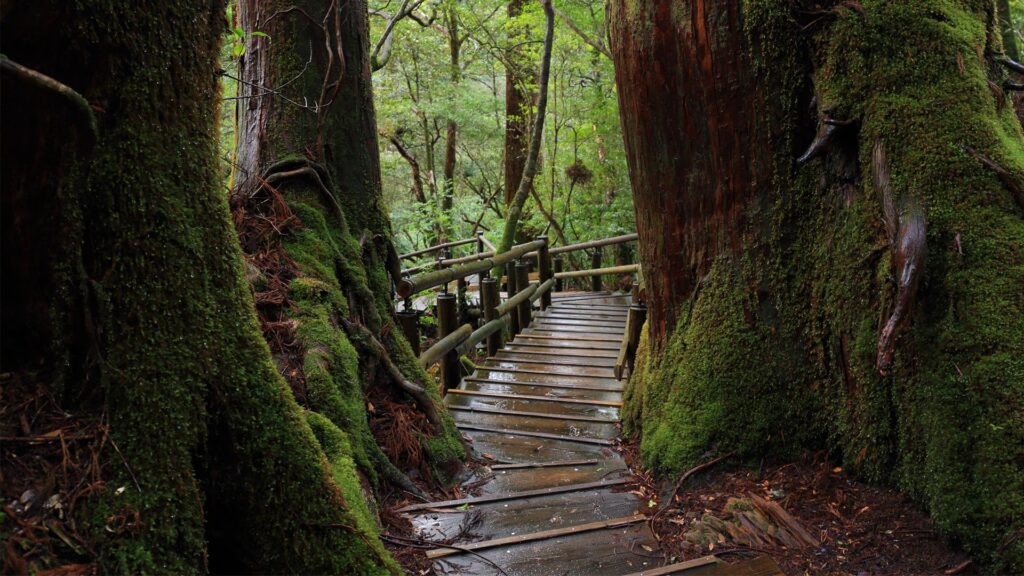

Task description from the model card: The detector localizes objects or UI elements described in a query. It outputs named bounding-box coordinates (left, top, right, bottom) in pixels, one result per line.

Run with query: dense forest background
left=220, top=0, right=635, bottom=255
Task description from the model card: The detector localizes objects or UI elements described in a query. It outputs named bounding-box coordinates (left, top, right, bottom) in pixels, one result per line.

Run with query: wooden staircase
left=399, top=293, right=785, bottom=576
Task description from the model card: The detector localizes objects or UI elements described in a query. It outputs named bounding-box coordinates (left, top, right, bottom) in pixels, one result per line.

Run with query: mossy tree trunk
left=1, top=0, right=396, bottom=573
left=233, top=0, right=463, bottom=504
left=610, top=0, right=1023, bottom=571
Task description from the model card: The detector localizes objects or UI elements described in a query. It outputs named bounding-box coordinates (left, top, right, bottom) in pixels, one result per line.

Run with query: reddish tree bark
left=609, top=1, right=771, bottom=346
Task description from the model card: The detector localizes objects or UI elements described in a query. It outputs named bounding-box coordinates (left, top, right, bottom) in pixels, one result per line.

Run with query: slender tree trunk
left=389, top=134, right=428, bottom=203
left=1, top=1, right=396, bottom=573
left=610, top=0, right=1023, bottom=570
left=494, top=0, right=555, bottom=266
left=442, top=7, right=461, bottom=234
left=504, top=0, right=531, bottom=206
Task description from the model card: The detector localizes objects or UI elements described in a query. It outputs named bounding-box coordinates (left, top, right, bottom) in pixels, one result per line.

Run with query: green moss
left=305, top=411, right=401, bottom=573
left=627, top=259, right=821, bottom=473
left=283, top=196, right=463, bottom=485
left=628, top=1, right=1023, bottom=571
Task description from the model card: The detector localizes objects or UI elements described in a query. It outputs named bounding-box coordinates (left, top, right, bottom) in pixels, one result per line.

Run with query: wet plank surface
left=413, top=293, right=670, bottom=574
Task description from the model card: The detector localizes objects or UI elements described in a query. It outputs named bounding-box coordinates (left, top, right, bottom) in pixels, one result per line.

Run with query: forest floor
left=621, top=441, right=977, bottom=576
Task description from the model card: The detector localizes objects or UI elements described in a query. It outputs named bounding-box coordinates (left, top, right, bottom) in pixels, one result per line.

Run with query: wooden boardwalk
left=400, top=293, right=784, bottom=576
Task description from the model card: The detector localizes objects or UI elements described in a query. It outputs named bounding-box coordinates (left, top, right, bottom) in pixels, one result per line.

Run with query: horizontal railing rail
left=400, top=237, right=477, bottom=261
left=395, top=231, right=642, bottom=392
left=396, top=239, right=545, bottom=299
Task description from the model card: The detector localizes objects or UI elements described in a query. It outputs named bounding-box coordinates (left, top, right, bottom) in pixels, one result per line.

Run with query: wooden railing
left=394, top=232, right=643, bottom=391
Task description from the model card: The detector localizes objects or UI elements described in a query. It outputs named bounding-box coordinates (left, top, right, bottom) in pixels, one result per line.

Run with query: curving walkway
left=399, top=293, right=784, bottom=576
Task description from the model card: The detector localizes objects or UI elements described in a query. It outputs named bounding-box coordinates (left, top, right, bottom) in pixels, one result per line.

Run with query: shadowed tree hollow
left=610, top=0, right=1023, bottom=571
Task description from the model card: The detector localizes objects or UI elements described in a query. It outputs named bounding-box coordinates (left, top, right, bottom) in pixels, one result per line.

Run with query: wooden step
left=425, top=514, right=647, bottom=559
left=398, top=477, right=631, bottom=512
left=465, top=376, right=623, bottom=392
left=455, top=424, right=615, bottom=446
left=431, top=520, right=660, bottom=575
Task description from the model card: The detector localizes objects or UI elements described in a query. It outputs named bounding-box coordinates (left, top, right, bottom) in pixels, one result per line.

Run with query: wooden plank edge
left=619, top=556, right=721, bottom=576
left=397, top=477, right=632, bottom=513
left=445, top=389, right=623, bottom=406
left=489, top=459, right=601, bottom=470
left=446, top=404, right=619, bottom=423
left=455, top=424, right=615, bottom=445
left=464, top=376, right=624, bottom=393
left=425, top=513, right=648, bottom=559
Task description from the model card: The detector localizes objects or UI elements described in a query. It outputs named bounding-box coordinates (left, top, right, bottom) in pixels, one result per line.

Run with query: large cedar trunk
left=232, top=0, right=463, bottom=527
left=1, top=1, right=396, bottom=573
left=610, top=0, right=1023, bottom=570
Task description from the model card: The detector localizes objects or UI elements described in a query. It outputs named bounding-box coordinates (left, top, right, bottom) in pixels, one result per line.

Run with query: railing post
left=481, top=278, right=502, bottom=356
left=476, top=232, right=489, bottom=315
left=553, top=255, right=564, bottom=293
left=505, top=261, right=521, bottom=338
left=591, top=247, right=603, bottom=292
left=515, top=260, right=532, bottom=329
left=436, top=293, right=460, bottom=392
left=626, top=301, right=647, bottom=376
left=536, top=235, right=552, bottom=310
left=631, top=281, right=641, bottom=303
left=397, top=309, right=420, bottom=357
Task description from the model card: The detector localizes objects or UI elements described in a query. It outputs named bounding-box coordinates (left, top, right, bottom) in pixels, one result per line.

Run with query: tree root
left=872, top=140, right=927, bottom=375
left=341, top=319, right=441, bottom=428
left=997, top=56, right=1024, bottom=74
left=965, top=146, right=1024, bottom=210
left=0, top=54, right=98, bottom=145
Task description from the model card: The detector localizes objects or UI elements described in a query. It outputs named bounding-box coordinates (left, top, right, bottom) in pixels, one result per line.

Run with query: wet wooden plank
left=473, top=367, right=620, bottom=385
left=509, top=338, right=622, bottom=351
left=398, top=477, right=631, bottom=512
left=465, top=376, right=623, bottom=392
left=455, top=424, right=616, bottom=445
left=490, top=459, right=602, bottom=469
left=477, top=462, right=631, bottom=495
left=445, top=391, right=621, bottom=420
left=464, top=429, right=620, bottom=463
left=446, top=388, right=621, bottom=407
left=425, top=514, right=647, bottom=559
left=449, top=404, right=617, bottom=424
left=494, top=352, right=619, bottom=367
left=520, top=330, right=623, bottom=342
left=460, top=380, right=623, bottom=402
left=482, top=360, right=616, bottom=377
left=536, top=313, right=629, bottom=323
left=536, top=315, right=627, bottom=325
left=432, top=521, right=661, bottom=576
left=416, top=498, right=645, bottom=549
left=503, top=345, right=620, bottom=358
left=530, top=323, right=626, bottom=335
left=451, top=410, right=618, bottom=441
left=620, top=556, right=720, bottom=575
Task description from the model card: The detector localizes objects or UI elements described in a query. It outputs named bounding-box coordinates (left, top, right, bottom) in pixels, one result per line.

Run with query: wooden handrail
left=495, top=282, right=538, bottom=316
left=397, top=239, right=545, bottom=298
left=418, top=278, right=552, bottom=368
left=401, top=249, right=497, bottom=275
left=554, top=263, right=639, bottom=279
left=524, top=232, right=637, bottom=258
left=418, top=324, right=473, bottom=367
left=399, top=237, right=477, bottom=261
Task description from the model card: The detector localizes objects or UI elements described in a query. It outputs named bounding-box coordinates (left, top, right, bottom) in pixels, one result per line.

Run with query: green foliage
left=371, top=0, right=634, bottom=253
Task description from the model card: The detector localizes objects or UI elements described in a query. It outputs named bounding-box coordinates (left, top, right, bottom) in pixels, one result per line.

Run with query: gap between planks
left=446, top=388, right=623, bottom=406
